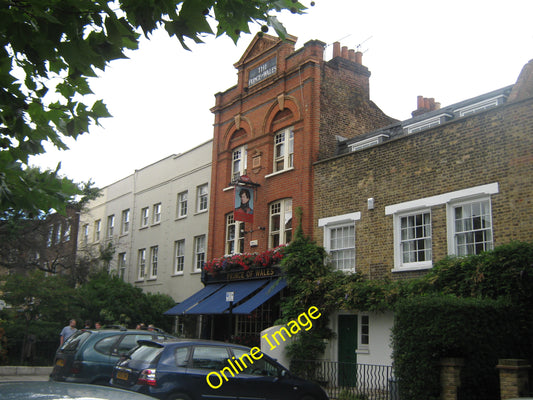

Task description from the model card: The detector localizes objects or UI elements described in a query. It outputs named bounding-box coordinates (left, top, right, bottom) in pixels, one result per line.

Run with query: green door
left=338, top=314, right=358, bottom=387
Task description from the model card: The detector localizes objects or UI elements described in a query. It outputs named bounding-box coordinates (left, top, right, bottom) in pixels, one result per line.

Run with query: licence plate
left=117, top=370, right=129, bottom=381
left=55, top=359, right=65, bottom=367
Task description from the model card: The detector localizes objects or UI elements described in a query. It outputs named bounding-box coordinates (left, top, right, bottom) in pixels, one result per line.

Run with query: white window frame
left=232, top=145, right=247, bottom=181
left=174, top=239, right=185, bottom=275
left=55, top=224, right=62, bottom=244
left=386, top=183, right=499, bottom=270
left=392, top=209, right=432, bottom=271
left=194, top=235, right=206, bottom=272
left=63, top=222, right=71, bottom=242
left=319, top=212, right=360, bottom=273
left=152, top=203, right=161, bottom=225
left=196, top=184, right=209, bottom=213
left=47, top=225, right=53, bottom=247
left=455, top=94, right=506, bottom=117
left=447, top=197, right=493, bottom=256
left=359, top=314, right=369, bottom=349
left=118, top=253, right=126, bottom=279
left=226, top=213, right=244, bottom=255
left=82, top=224, right=89, bottom=244
left=137, top=249, right=146, bottom=280
left=348, top=134, right=388, bottom=152
left=269, top=198, right=293, bottom=248
left=273, top=127, right=294, bottom=173
left=121, top=209, right=130, bottom=234
left=404, top=113, right=453, bottom=134
left=149, top=245, right=158, bottom=279
left=107, top=215, right=115, bottom=238
left=94, top=220, right=101, bottom=242
left=141, top=207, right=149, bottom=228
left=177, top=191, right=188, bottom=218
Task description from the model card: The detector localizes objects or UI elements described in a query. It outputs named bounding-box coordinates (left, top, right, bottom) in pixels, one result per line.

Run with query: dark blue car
left=110, top=339, right=329, bottom=400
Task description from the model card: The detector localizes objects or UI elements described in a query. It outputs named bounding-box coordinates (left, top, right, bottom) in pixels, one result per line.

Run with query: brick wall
left=208, top=35, right=397, bottom=261
left=314, top=96, right=533, bottom=280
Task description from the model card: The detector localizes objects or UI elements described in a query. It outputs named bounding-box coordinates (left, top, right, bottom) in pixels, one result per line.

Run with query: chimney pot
left=424, top=97, right=430, bottom=109
left=429, top=98, right=435, bottom=110
left=355, top=51, right=363, bottom=64
left=341, top=46, right=348, bottom=59
left=333, top=42, right=341, bottom=58
left=417, top=95, right=424, bottom=109
left=348, top=49, right=356, bottom=62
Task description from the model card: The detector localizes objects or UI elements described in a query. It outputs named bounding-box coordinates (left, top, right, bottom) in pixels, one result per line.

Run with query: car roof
left=0, top=381, right=155, bottom=400
left=136, top=338, right=251, bottom=349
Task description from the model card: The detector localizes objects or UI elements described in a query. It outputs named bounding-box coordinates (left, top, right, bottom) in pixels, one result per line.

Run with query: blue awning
left=185, top=279, right=267, bottom=315
left=164, top=283, right=225, bottom=315
left=232, top=278, right=287, bottom=314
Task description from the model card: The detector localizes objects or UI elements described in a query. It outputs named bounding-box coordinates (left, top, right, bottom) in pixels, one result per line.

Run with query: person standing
left=60, top=319, right=77, bottom=346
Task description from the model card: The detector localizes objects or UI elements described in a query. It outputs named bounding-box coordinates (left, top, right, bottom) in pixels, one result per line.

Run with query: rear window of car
left=116, top=334, right=154, bottom=354
left=130, top=344, right=164, bottom=363
left=61, top=331, right=91, bottom=352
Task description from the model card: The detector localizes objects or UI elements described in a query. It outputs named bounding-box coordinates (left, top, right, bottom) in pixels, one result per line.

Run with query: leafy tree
left=0, top=270, right=80, bottom=363
left=1, top=0, right=307, bottom=215
left=77, top=270, right=175, bottom=331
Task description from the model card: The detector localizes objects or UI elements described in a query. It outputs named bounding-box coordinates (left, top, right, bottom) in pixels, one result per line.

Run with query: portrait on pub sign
left=234, top=186, right=254, bottom=223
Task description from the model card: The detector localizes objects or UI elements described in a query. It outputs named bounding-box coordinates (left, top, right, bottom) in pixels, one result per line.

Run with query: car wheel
left=167, top=394, right=192, bottom=400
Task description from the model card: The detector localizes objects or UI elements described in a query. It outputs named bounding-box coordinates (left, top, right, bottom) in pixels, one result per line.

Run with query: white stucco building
left=78, top=140, right=212, bottom=311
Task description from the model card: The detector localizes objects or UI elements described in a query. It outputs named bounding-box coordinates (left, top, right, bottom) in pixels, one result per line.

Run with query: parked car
left=110, top=338, right=329, bottom=400
left=0, top=381, right=155, bottom=400
left=50, top=327, right=174, bottom=385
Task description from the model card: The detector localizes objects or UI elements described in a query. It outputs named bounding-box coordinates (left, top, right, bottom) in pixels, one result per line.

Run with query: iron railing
left=291, top=360, right=397, bottom=400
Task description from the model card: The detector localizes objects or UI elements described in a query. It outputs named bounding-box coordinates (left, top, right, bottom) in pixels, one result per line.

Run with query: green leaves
left=2, top=0, right=305, bottom=215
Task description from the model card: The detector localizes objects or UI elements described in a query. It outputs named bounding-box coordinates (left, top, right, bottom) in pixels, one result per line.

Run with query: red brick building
left=207, top=34, right=395, bottom=261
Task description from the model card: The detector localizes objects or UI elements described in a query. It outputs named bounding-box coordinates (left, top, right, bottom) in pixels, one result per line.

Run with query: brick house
left=314, top=58, right=533, bottom=366
left=180, top=34, right=396, bottom=342
left=0, top=206, right=79, bottom=276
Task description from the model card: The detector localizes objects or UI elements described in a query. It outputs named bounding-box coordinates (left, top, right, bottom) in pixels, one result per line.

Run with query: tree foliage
left=1, top=0, right=307, bottom=215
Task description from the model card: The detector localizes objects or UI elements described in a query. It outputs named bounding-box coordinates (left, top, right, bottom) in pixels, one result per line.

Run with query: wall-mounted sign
left=248, top=57, right=277, bottom=87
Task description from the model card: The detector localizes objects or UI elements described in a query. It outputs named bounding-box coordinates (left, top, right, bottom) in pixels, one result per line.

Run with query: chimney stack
left=412, top=96, right=440, bottom=117
left=332, top=42, right=363, bottom=64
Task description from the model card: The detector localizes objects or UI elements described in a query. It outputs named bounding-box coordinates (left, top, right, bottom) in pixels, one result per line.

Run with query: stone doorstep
left=0, top=366, right=52, bottom=376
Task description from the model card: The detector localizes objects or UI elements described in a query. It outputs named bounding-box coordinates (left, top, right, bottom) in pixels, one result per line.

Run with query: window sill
left=391, top=264, right=432, bottom=273
left=356, top=348, right=370, bottom=355
left=175, top=215, right=187, bottom=221
left=195, top=209, right=208, bottom=215
left=191, top=270, right=202, bottom=274
left=139, top=226, right=149, bottom=230
left=172, top=272, right=184, bottom=277
left=151, top=222, right=161, bottom=227
left=265, top=167, right=294, bottom=179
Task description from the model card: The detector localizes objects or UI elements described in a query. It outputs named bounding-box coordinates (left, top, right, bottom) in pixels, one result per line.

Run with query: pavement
left=0, top=366, right=52, bottom=382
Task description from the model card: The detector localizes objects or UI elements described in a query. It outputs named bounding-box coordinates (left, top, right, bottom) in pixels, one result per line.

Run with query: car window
left=116, top=334, right=152, bottom=354
left=174, top=346, right=189, bottom=367
left=190, top=346, right=229, bottom=370
left=130, top=344, right=164, bottom=363
left=61, top=331, right=91, bottom=352
left=94, top=335, right=121, bottom=355
left=232, top=348, right=280, bottom=377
